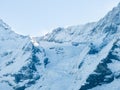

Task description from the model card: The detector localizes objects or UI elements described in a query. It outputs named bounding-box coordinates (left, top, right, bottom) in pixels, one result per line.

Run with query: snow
left=0, top=2, right=120, bottom=90
left=26, top=38, right=115, bottom=90
left=90, top=79, right=120, bottom=90
left=69, top=38, right=116, bottom=90
left=30, top=36, right=39, bottom=46
left=0, top=83, right=13, bottom=90
left=39, top=22, right=96, bottom=43
left=108, top=60, right=120, bottom=73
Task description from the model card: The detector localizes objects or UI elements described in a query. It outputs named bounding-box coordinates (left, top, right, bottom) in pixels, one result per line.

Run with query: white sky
left=0, top=0, right=120, bottom=36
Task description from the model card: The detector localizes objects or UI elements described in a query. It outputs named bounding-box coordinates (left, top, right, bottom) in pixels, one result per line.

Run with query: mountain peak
left=0, top=19, right=11, bottom=30
left=101, top=2, right=120, bottom=25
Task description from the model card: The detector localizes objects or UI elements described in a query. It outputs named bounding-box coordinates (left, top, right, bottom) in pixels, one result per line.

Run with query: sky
left=0, top=0, right=120, bottom=36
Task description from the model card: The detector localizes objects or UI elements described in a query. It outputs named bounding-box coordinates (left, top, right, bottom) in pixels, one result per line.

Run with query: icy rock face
left=12, top=42, right=45, bottom=90
left=79, top=39, right=120, bottom=90
left=0, top=20, right=46, bottom=90
left=79, top=40, right=120, bottom=90
left=1, top=2, right=120, bottom=90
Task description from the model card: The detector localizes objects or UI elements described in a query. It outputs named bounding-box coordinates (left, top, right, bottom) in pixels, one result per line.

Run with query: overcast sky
left=0, top=0, right=120, bottom=36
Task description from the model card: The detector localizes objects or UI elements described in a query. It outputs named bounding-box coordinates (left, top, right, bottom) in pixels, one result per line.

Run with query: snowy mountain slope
left=32, top=2, right=120, bottom=90
left=1, top=2, right=120, bottom=90
left=0, top=20, right=47, bottom=90
left=38, top=22, right=96, bottom=43
left=25, top=38, right=115, bottom=90
left=80, top=39, right=120, bottom=90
